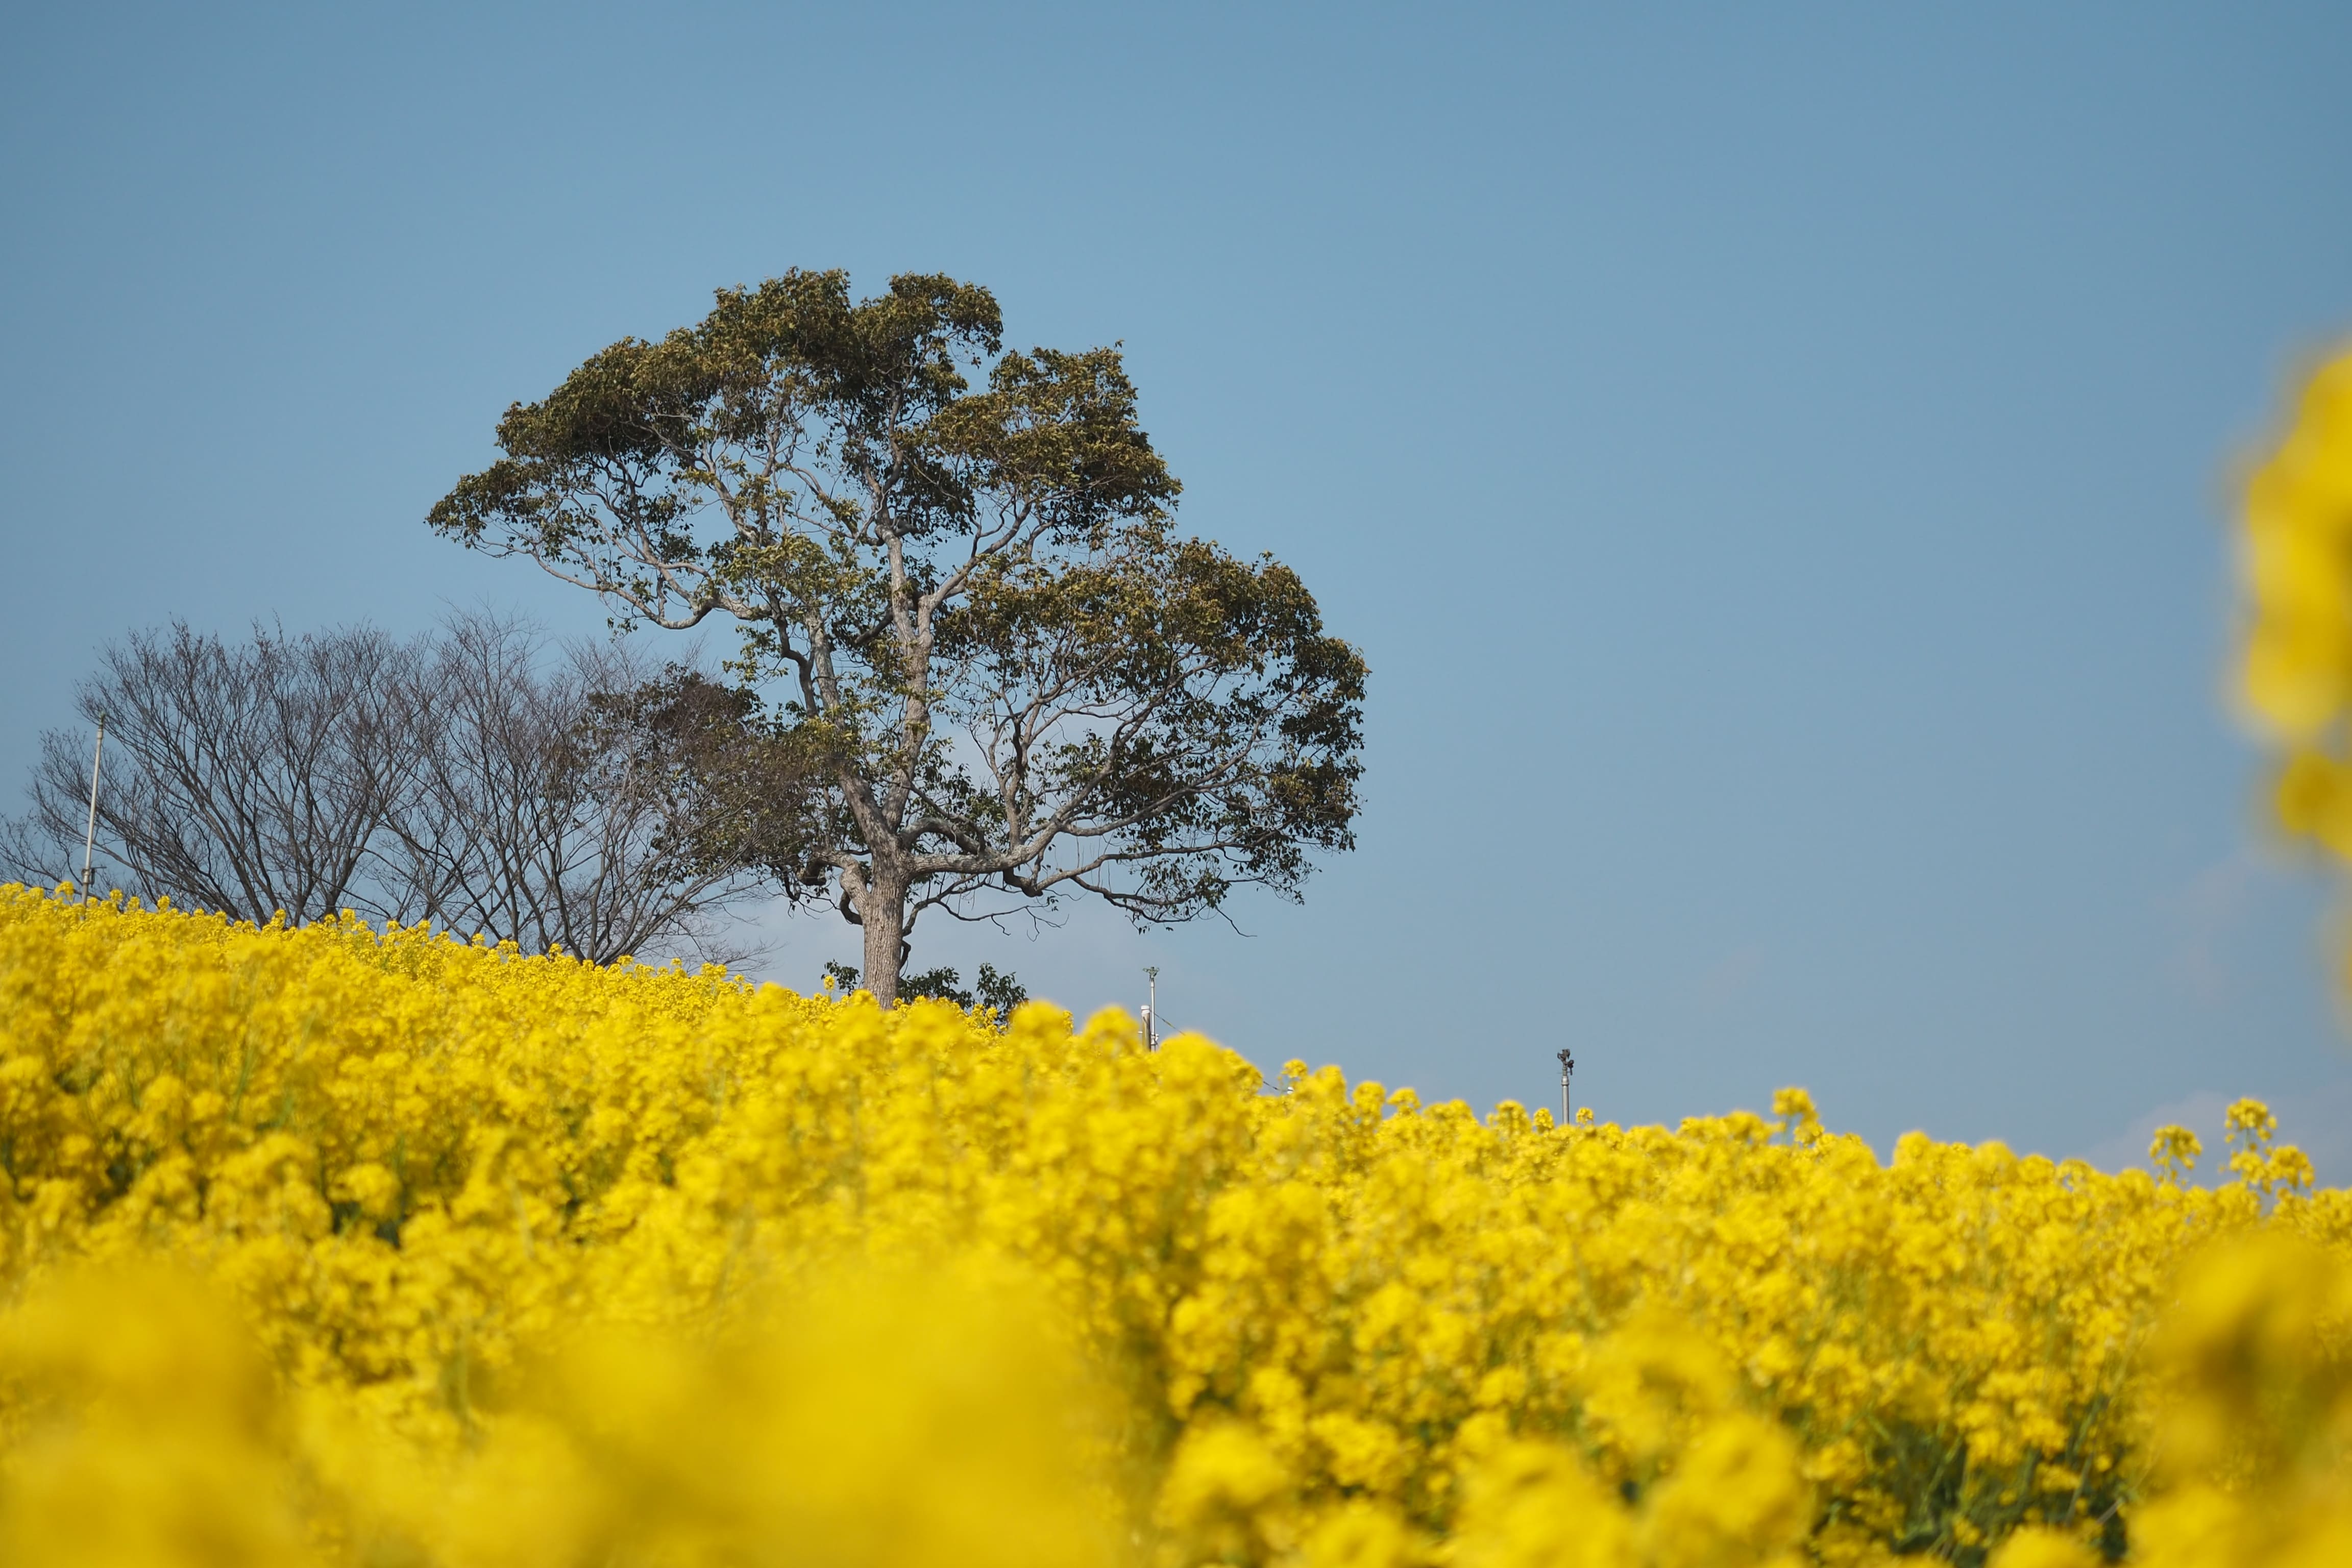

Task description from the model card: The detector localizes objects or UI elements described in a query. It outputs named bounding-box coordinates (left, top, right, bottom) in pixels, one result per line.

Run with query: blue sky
left=6, top=2, right=2351, bottom=1178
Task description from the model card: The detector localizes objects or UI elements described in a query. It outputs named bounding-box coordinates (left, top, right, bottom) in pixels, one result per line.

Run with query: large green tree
left=429, top=271, right=1366, bottom=1004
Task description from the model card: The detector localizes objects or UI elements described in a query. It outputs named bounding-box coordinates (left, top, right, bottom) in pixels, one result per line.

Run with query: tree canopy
left=429, top=270, right=1366, bottom=1003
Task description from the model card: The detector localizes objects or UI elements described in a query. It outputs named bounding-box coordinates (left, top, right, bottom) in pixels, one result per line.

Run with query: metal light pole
left=1143, top=966, right=1159, bottom=1051
left=80, top=709, right=107, bottom=903
left=1556, top=1047, right=1574, bottom=1126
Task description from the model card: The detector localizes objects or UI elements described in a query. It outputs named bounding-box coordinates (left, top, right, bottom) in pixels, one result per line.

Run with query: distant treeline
left=2, top=612, right=771, bottom=965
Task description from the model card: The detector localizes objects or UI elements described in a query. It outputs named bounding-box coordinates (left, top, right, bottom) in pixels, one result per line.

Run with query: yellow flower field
left=2, top=887, right=2348, bottom=1566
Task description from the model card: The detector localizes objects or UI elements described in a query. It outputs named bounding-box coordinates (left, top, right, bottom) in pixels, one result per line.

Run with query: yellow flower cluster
left=2241, top=349, right=2352, bottom=857
left=0, top=886, right=2346, bottom=1566
left=2124, top=1232, right=2352, bottom=1568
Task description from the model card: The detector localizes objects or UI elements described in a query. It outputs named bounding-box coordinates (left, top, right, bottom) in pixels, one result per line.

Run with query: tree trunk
left=860, top=875, right=906, bottom=1007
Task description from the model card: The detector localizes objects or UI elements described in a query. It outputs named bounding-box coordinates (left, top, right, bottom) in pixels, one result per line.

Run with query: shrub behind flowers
left=0, top=885, right=2348, bottom=1565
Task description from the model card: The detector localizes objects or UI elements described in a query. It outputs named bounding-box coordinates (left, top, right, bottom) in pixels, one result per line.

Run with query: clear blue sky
left=7, top=2, right=2351, bottom=1175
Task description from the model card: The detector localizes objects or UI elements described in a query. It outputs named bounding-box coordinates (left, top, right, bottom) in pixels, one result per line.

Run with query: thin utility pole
left=1143, top=966, right=1159, bottom=1051
left=1556, top=1047, right=1574, bottom=1126
left=80, top=709, right=107, bottom=903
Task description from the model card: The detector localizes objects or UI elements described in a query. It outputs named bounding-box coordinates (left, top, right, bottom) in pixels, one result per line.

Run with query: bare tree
left=377, top=614, right=768, bottom=963
left=3, top=614, right=770, bottom=964
left=4, top=622, right=418, bottom=924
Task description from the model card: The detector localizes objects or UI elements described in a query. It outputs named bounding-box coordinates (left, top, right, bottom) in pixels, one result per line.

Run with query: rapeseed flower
left=0, top=886, right=2345, bottom=1563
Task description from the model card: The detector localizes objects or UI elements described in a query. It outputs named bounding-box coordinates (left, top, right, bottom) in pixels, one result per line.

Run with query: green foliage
left=821, top=959, right=1026, bottom=1017
left=898, top=966, right=969, bottom=1006
left=973, top=962, right=1028, bottom=1015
